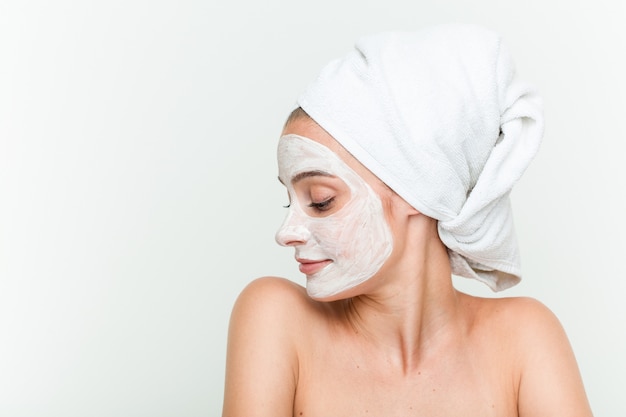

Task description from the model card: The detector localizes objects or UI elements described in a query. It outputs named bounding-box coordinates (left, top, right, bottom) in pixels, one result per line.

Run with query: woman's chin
left=305, top=276, right=377, bottom=302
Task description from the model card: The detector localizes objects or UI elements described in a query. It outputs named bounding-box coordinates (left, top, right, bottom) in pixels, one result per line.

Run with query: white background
left=1, top=0, right=624, bottom=415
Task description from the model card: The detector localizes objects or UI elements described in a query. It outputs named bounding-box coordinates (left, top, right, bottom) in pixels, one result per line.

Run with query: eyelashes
left=308, top=197, right=335, bottom=212
left=282, top=197, right=336, bottom=212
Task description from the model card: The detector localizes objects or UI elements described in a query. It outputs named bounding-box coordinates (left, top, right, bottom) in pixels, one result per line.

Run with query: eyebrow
left=277, top=170, right=335, bottom=185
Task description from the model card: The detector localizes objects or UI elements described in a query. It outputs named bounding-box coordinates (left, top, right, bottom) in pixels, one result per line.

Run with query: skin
left=222, top=116, right=593, bottom=417
left=275, top=134, right=393, bottom=299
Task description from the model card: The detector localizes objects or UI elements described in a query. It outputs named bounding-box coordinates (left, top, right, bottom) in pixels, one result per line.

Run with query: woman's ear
left=384, top=187, right=421, bottom=218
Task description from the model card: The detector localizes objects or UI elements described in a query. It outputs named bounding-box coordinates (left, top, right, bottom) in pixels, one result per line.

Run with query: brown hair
left=284, top=107, right=311, bottom=129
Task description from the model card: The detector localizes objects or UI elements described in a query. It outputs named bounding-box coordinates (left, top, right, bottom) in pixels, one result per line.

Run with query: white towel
left=297, top=24, right=543, bottom=291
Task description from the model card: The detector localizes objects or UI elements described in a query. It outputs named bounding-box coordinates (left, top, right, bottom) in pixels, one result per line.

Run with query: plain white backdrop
left=1, top=0, right=624, bottom=415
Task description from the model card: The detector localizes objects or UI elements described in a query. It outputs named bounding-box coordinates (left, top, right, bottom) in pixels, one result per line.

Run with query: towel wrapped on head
left=297, top=24, right=543, bottom=291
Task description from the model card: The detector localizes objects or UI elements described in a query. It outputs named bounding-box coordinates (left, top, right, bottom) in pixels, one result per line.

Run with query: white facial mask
left=275, top=134, right=393, bottom=299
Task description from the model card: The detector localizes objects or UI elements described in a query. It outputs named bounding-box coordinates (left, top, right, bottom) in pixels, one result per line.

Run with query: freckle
left=418, top=372, right=421, bottom=375
left=299, top=413, right=303, bottom=416
left=432, top=389, right=436, bottom=392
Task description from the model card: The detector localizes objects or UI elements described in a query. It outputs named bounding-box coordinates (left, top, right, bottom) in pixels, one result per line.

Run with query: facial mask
left=275, top=134, right=393, bottom=299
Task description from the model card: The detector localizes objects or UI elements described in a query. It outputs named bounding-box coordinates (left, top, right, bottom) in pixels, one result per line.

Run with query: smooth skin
left=222, top=115, right=593, bottom=417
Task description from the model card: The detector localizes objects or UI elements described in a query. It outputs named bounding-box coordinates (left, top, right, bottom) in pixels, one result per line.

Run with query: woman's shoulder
left=233, top=276, right=313, bottom=315
left=468, top=295, right=578, bottom=376
left=473, top=295, right=562, bottom=331
left=467, top=295, right=565, bottom=340
left=461, top=294, right=592, bottom=414
left=229, top=277, right=326, bottom=338
left=473, top=294, right=553, bottom=314
left=237, top=276, right=306, bottom=299
left=224, top=278, right=314, bottom=416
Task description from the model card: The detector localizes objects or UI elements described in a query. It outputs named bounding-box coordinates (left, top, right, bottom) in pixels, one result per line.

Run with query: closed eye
left=308, top=197, right=335, bottom=212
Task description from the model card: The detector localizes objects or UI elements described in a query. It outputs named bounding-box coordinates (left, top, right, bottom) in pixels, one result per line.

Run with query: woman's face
left=275, top=118, right=393, bottom=301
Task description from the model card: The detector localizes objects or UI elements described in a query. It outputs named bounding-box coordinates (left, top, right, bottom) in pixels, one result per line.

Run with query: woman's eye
left=308, top=197, right=335, bottom=212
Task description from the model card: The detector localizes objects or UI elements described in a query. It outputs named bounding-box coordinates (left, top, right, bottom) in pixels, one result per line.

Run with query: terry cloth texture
left=297, top=24, right=543, bottom=291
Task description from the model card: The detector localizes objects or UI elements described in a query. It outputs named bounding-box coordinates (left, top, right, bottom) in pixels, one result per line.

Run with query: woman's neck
left=337, top=217, right=465, bottom=374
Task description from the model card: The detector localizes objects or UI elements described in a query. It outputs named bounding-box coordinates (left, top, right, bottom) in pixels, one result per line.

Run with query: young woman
left=222, top=24, right=593, bottom=417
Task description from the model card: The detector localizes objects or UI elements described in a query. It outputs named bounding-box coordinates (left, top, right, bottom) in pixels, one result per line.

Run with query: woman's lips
left=297, top=258, right=332, bottom=275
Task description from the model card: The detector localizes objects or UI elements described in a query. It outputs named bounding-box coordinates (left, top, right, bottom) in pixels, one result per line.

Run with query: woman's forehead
left=277, top=135, right=351, bottom=184
left=282, top=117, right=343, bottom=155
left=281, top=117, right=373, bottom=182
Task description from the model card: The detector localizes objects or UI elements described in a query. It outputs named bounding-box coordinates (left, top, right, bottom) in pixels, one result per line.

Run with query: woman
left=223, top=24, right=592, bottom=416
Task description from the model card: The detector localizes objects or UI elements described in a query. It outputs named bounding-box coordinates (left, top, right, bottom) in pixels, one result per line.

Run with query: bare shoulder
left=223, top=277, right=317, bottom=417
left=227, top=276, right=314, bottom=358
left=461, top=295, right=566, bottom=367
left=234, top=276, right=308, bottom=311
left=231, top=277, right=321, bottom=326
left=470, top=296, right=577, bottom=370
left=229, top=276, right=334, bottom=349
left=504, top=297, right=568, bottom=346
left=468, top=295, right=593, bottom=417
left=474, top=296, right=562, bottom=333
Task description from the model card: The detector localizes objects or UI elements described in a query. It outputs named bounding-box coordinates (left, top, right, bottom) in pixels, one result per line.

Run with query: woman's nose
left=275, top=211, right=311, bottom=247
